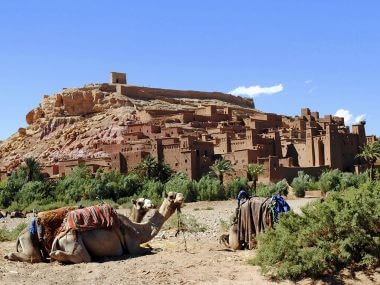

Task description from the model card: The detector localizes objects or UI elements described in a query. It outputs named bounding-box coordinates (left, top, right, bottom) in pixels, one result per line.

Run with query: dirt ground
left=0, top=198, right=379, bottom=285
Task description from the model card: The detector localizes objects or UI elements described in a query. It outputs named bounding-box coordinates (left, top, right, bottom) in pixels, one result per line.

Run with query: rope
left=175, top=210, right=188, bottom=252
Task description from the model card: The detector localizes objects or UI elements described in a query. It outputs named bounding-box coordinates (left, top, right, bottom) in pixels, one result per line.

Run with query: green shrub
left=225, top=177, right=248, bottom=199
left=318, top=169, right=342, bottom=193
left=55, top=165, right=93, bottom=202
left=194, top=176, right=225, bottom=201
left=250, top=181, right=380, bottom=280
left=133, top=156, right=173, bottom=183
left=340, top=172, right=368, bottom=190
left=256, top=183, right=274, bottom=197
left=23, top=200, right=68, bottom=212
left=291, top=171, right=312, bottom=197
left=120, top=174, right=144, bottom=197
left=256, top=180, right=288, bottom=197
left=0, top=169, right=26, bottom=207
left=0, top=222, right=27, bottom=242
left=163, top=213, right=207, bottom=233
left=308, top=179, right=320, bottom=190
left=165, top=173, right=196, bottom=202
left=76, top=199, right=119, bottom=209
left=16, top=181, right=51, bottom=205
left=138, top=180, right=164, bottom=205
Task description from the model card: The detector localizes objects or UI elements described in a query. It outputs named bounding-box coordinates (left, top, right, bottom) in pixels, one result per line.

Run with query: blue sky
left=0, top=1, right=379, bottom=140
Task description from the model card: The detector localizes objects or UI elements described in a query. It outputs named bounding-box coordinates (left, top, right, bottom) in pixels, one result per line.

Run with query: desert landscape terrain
left=1, top=198, right=379, bottom=285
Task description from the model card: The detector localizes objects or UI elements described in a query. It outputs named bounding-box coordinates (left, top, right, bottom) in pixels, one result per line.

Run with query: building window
left=196, top=150, right=200, bottom=157
left=185, top=159, right=188, bottom=163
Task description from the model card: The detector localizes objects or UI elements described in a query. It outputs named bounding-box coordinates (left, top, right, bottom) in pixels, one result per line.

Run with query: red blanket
left=64, top=204, right=119, bottom=231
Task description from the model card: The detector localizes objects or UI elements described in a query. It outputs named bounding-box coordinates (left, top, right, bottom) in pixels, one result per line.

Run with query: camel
left=49, top=192, right=184, bottom=263
left=4, top=198, right=154, bottom=263
left=10, top=211, right=26, bottom=218
left=130, top=197, right=154, bottom=223
left=220, top=196, right=290, bottom=250
left=219, top=222, right=241, bottom=250
left=220, top=197, right=273, bottom=250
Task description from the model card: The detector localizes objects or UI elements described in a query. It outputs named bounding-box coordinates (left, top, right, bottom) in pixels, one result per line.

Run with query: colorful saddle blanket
left=63, top=204, right=119, bottom=231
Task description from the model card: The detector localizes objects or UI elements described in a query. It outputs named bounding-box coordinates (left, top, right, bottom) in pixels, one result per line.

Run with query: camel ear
left=164, top=192, right=168, bottom=198
left=132, top=199, right=136, bottom=205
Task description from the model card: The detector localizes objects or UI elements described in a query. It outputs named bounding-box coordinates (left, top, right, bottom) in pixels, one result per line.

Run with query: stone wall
left=121, top=86, right=254, bottom=108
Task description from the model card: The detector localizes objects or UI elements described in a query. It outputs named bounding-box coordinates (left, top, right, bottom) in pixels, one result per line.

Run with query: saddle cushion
left=64, top=204, right=119, bottom=232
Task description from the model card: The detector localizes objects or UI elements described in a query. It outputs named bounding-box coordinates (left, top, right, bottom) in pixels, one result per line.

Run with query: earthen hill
left=0, top=72, right=371, bottom=183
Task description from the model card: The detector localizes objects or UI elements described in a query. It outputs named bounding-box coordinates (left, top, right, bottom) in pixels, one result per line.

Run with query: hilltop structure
left=0, top=72, right=373, bottom=183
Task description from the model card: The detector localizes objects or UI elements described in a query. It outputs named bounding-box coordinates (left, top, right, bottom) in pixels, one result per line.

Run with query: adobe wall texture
left=120, top=85, right=254, bottom=108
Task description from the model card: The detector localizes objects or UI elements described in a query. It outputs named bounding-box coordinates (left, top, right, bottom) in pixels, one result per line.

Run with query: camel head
left=159, top=192, right=185, bottom=220
left=132, top=198, right=155, bottom=212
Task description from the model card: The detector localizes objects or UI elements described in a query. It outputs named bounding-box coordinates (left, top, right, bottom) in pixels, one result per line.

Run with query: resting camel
left=221, top=196, right=290, bottom=250
left=4, top=198, right=154, bottom=263
left=49, top=192, right=184, bottom=263
left=220, top=197, right=273, bottom=250
left=130, top=198, right=154, bottom=223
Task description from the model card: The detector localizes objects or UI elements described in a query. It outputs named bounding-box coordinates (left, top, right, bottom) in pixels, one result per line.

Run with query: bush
left=120, top=174, right=144, bottom=198
left=340, top=172, right=368, bottom=190
left=55, top=165, right=93, bottom=202
left=87, top=170, right=126, bottom=201
left=250, top=181, right=380, bottom=280
left=256, top=180, right=288, bottom=197
left=225, top=177, right=249, bottom=199
left=165, top=173, right=196, bottom=202
left=291, top=171, right=312, bottom=197
left=318, top=169, right=342, bottom=193
left=163, top=213, right=207, bottom=233
left=138, top=180, right=164, bottom=205
left=194, top=176, right=225, bottom=201
left=16, top=181, right=51, bottom=205
left=0, top=169, right=26, bottom=207
left=0, top=222, right=27, bottom=242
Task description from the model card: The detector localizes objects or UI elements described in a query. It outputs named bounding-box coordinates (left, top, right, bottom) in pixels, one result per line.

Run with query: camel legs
left=4, top=251, right=43, bottom=263
left=4, top=230, right=43, bottom=263
left=50, top=232, right=91, bottom=264
left=127, top=242, right=153, bottom=256
left=50, top=248, right=91, bottom=264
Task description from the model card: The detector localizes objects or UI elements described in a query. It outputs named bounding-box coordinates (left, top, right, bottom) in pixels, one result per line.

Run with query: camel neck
left=131, top=210, right=166, bottom=244
left=133, top=203, right=176, bottom=244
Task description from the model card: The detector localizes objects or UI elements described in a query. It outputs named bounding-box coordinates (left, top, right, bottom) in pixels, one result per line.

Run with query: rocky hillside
left=0, top=83, right=254, bottom=172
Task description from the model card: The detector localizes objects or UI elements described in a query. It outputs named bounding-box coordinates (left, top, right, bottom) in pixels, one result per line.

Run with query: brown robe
left=237, top=197, right=272, bottom=249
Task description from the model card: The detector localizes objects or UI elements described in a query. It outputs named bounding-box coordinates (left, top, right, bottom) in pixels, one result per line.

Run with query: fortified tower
left=110, top=72, right=127, bottom=84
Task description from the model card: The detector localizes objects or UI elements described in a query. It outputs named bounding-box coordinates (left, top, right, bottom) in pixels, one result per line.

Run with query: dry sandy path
left=0, top=198, right=379, bottom=285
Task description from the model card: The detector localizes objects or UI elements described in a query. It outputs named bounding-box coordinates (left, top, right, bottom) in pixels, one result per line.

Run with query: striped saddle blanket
left=63, top=204, right=119, bottom=232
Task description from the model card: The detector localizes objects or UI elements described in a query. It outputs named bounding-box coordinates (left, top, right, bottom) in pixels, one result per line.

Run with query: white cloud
left=304, top=79, right=313, bottom=85
left=229, top=84, right=284, bottom=98
left=335, top=109, right=353, bottom=124
left=354, top=114, right=366, bottom=124
left=334, top=109, right=366, bottom=125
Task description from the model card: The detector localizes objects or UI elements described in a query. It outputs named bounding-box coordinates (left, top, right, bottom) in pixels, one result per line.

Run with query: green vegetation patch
left=163, top=213, right=207, bottom=233
left=0, top=222, right=27, bottom=242
left=249, top=181, right=380, bottom=280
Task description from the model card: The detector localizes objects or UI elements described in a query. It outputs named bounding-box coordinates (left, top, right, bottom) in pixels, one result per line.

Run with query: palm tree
left=23, top=157, right=43, bottom=182
left=247, top=163, right=264, bottom=194
left=134, top=155, right=173, bottom=182
left=209, top=159, right=233, bottom=184
left=134, top=155, right=159, bottom=180
left=356, top=142, right=380, bottom=180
